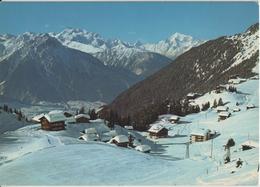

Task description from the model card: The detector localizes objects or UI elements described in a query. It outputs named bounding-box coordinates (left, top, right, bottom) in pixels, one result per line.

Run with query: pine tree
left=218, top=98, right=224, bottom=106
left=213, top=99, right=217, bottom=108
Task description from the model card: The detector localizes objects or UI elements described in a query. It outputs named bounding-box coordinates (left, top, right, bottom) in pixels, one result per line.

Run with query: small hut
left=190, top=129, right=211, bottom=142
left=148, top=124, right=168, bottom=138
left=75, top=114, right=90, bottom=123
left=246, top=104, right=256, bottom=110
left=218, top=111, right=231, bottom=121
left=109, top=135, right=129, bottom=147
left=241, top=140, right=258, bottom=151
left=39, top=111, right=66, bottom=131
left=233, top=107, right=241, bottom=112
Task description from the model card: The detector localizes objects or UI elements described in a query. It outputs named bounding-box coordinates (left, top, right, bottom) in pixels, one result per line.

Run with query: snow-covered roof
left=218, top=111, right=231, bottom=117
left=124, top=126, right=134, bottom=130
left=75, top=114, right=90, bottom=119
left=233, top=107, right=241, bottom=112
left=84, top=128, right=97, bottom=134
left=246, top=104, right=255, bottom=108
left=216, top=106, right=228, bottom=111
left=228, top=78, right=247, bottom=84
left=135, top=145, right=151, bottom=152
left=42, top=111, right=66, bottom=123
left=241, top=140, right=258, bottom=148
left=148, top=124, right=166, bottom=133
left=190, top=129, right=210, bottom=136
left=169, top=116, right=180, bottom=121
left=112, top=135, right=129, bottom=143
left=32, top=113, right=45, bottom=122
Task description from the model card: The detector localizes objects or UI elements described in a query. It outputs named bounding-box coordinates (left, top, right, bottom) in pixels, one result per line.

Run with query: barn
left=75, top=114, right=90, bottom=123
left=39, top=111, right=66, bottom=131
left=148, top=124, right=168, bottom=138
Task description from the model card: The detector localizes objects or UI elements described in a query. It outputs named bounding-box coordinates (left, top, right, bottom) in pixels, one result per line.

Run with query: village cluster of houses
left=78, top=127, right=152, bottom=153
left=31, top=110, right=152, bottom=153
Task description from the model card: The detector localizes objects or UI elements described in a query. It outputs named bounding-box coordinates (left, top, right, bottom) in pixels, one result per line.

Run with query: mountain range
left=102, top=23, right=259, bottom=129
left=0, top=28, right=201, bottom=103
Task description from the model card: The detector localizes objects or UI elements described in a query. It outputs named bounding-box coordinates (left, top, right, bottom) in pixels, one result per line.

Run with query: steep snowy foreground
left=0, top=79, right=259, bottom=185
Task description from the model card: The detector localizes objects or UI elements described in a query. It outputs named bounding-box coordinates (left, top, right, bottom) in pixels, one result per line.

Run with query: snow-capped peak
left=168, top=32, right=193, bottom=43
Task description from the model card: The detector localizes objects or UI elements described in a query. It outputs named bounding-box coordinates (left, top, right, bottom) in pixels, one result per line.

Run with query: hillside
left=104, top=23, right=259, bottom=127
left=0, top=77, right=258, bottom=185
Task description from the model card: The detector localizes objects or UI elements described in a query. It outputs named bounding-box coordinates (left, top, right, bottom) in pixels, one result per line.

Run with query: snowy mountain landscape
left=0, top=2, right=259, bottom=185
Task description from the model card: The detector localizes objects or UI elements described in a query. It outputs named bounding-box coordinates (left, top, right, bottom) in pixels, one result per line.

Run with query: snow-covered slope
left=0, top=79, right=258, bottom=185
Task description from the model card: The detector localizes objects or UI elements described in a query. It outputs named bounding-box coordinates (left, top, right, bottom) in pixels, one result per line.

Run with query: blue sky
left=0, top=2, right=258, bottom=43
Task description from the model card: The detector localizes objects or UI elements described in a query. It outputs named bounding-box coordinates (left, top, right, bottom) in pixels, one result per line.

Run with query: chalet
left=190, top=129, right=211, bottom=142
left=75, top=114, right=90, bottom=123
left=246, top=104, right=256, bottom=110
left=148, top=124, right=168, bottom=138
left=241, top=140, right=258, bottom=151
left=109, top=135, right=129, bottom=147
left=79, top=128, right=99, bottom=141
left=187, top=92, right=202, bottom=100
left=233, top=107, right=241, bottom=112
left=39, top=111, right=66, bottom=131
left=228, top=78, right=246, bottom=85
left=215, top=85, right=226, bottom=93
left=135, top=144, right=151, bottom=153
left=216, top=106, right=229, bottom=113
left=169, top=115, right=180, bottom=124
left=218, top=111, right=231, bottom=121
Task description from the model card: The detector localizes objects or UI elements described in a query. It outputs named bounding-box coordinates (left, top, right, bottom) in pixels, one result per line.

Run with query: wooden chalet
left=110, top=135, right=129, bottom=147
left=148, top=124, right=168, bottom=138
left=190, top=129, right=211, bottom=142
left=75, top=114, right=90, bottom=123
left=218, top=111, right=231, bottom=121
left=39, top=111, right=66, bottom=131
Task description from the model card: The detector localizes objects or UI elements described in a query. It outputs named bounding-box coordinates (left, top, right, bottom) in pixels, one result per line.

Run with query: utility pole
left=210, top=138, right=213, bottom=158
left=185, top=142, right=190, bottom=159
